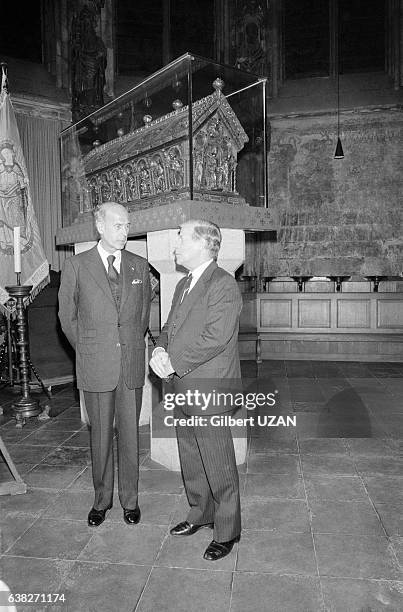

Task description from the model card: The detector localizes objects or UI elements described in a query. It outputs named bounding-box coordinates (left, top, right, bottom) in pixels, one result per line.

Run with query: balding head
left=93, top=202, right=128, bottom=225
left=94, top=202, right=130, bottom=254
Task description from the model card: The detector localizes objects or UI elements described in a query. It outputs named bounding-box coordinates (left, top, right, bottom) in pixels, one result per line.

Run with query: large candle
left=13, top=226, right=21, bottom=273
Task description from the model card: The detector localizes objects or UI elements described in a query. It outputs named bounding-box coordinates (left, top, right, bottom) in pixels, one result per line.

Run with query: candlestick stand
left=5, top=284, right=42, bottom=427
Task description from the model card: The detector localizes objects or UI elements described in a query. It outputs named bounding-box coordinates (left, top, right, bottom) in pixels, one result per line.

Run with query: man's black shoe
left=88, top=507, right=108, bottom=527
left=203, top=535, right=240, bottom=561
left=123, top=507, right=141, bottom=525
left=170, top=520, right=213, bottom=536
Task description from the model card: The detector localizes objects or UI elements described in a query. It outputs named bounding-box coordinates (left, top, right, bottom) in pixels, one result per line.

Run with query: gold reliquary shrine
left=60, top=53, right=269, bottom=227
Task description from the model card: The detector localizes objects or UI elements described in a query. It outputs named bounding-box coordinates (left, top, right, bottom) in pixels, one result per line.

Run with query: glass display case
left=60, top=53, right=268, bottom=227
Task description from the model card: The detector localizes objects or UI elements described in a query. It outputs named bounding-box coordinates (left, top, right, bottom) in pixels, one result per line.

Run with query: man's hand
left=149, top=348, right=175, bottom=379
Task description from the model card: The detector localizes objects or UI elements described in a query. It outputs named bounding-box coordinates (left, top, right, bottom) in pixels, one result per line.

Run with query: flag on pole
left=0, top=64, right=49, bottom=316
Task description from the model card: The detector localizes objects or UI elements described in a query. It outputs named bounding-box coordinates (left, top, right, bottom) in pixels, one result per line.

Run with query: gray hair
left=191, top=219, right=222, bottom=260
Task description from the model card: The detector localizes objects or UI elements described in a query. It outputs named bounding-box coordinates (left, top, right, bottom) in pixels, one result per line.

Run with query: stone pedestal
left=147, top=228, right=247, bottom=471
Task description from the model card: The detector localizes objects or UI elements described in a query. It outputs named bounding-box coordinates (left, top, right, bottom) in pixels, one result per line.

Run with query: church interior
left=0, top=1, right=402, bottom=610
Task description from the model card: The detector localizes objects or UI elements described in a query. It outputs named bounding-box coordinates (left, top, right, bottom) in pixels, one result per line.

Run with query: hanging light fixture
left=334, top=17, right=344, bottom=159
left=334, top=69, right=344, bottom=158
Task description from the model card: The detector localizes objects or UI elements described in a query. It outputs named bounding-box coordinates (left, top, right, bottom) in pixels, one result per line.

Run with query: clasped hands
left=149, top=347, right=175, bottom=379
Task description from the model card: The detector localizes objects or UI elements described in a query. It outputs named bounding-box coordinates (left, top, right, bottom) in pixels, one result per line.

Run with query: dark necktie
left=107, top=254, right=119, bottom=284
left=180, top=273, right=192, bottom=303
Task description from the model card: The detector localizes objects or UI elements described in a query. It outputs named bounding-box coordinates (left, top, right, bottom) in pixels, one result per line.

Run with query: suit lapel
left=173, top=261, right=217, bottom=332
left=84, top=246, right=116, bottom=306
left=120, top=250, right=132, bottom=312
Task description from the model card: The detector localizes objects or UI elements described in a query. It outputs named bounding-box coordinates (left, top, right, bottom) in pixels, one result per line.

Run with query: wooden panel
left=337, top=299, right=371, bottom=328
left=298, top=299, right=331, bottom=328
left=377, top=300, right=403, bottom=329
left=240, top=295, right=257, bottom=331
left=260, top=299, right=292, bottom=328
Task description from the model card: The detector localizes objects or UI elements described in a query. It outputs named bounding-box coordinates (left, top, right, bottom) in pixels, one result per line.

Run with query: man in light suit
left=59, top=202, right=151, bottom=527
left=150, top=219, right=243, bottom=561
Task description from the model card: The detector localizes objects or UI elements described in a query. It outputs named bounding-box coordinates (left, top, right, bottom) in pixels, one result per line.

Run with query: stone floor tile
left=39, top=417, right=83, bottom=432
left=247, top=453, right=300, bottom=475
left=345, top=438, right=399, bottom=456
left=244, top=472, right=305, bottom=499
left=6, top=444, right=53, bottom=465
left=309, top=499, right=384, bottom=535
left=249, top=437, right=298, bottom=454
left=139, top=469, right=184, bottom=494
left=41, top=489, right=94, bottom=520
left=237, top=531, right=316, bottom=575
left=390, top=536, right=403, bottom=566
left=60, top=429, right=90, bottom=447
left=134, top=492, right=181, bottom=525
left=363, top=476, right=403, bottom=505
left=0, top=514, right=39, bottom=553
left=0, top=556, right=73, bottom=598
left=67, top=466, right=94, bottom=490
left=321, top=577, right=403, bottom=611
left=23, top=465, right=84, bottom=489
left=5, top=517, right=93, bottom=560
left=301, top=454, right=356, bottom=476
left=314, top=533, right=403, bottom=580
left=20, top=429, right=76, bottom=446
left=375, top=503, right=403, bottom=537
left=78, top=523, right=166, bottom=565
left=354, top=456, right=403, bottom=476
left=39, top=445, right=91, bottom=467
left=0, top=487, right=56, bottom=518
left=136, top=567, right=232, bottom=612
left=241, top=497, right=310, bottom=532
left=231, top=572, right=323, bottom=612
left=304, top=475, right=369, bottom=501
left=58, top=561, right=150, bottom=612
left=0, top=424, right=41, bottom=444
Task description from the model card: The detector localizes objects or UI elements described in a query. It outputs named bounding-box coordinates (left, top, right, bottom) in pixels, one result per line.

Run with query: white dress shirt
left=97, top=242, right=122, bottom=273
left=187, top=258, right=214, bottom=292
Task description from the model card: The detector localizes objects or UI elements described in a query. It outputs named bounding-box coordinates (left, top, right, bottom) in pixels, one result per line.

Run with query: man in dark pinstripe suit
left=150, top=219, right=242, bottom=561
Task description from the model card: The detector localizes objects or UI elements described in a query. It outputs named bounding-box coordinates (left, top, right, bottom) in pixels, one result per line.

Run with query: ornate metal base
left=5, top=284, right=43, bottom=428
left=13, top=396, right=41, bottom=428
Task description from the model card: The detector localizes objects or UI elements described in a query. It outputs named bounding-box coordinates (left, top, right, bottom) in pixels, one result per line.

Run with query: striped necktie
left=180, top=273, right=192, bottom=303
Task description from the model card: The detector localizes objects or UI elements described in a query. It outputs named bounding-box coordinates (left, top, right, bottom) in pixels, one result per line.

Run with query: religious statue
left=150, top=155, right=166, bottom=193
left=71, top=3, right=107, bottom=121
left=138, top=160, right=151, bottom=197
left=123, top=164, right=139, bottom=201
left=0, top=143, right=29, bottom=251
left=167, top=148, right=183, bottom=190
left=232, top=0, right=270, bottom=77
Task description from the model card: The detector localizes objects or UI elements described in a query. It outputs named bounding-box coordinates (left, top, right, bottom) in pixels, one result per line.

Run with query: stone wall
left=256, top=107, right=403, bottom=277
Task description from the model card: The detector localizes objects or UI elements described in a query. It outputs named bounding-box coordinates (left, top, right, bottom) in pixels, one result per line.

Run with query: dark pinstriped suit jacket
left=58, top=246, right=151, bottom=392
left=156, top=261, right=243, bottom=413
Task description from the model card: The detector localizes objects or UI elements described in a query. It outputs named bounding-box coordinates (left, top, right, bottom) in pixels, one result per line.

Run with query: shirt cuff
left=152, top=346, right=166, bottom=357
